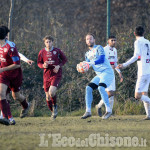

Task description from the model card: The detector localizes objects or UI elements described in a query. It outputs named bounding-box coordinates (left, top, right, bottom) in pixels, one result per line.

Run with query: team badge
left=53, top=51, right=57, bottom=55
left=11, top=48, right=14, bottom=52
left=4, top=48, right=7, bottom=52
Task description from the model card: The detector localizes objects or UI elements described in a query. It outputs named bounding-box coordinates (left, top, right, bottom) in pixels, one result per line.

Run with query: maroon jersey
left=37, top=47, right=67, bottom=79
left=0, top=40, right=22, bottom=78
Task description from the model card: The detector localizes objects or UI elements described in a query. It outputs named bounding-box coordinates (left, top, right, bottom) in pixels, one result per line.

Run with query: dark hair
left=43, top=35, right=54, bottom=42
left=86, top=33, right=95, bottom=39
left=1, top=26, right=10, bottom=36
left=108, top=35, right=116, bottom=39
left=135, top=26, right=144, bottom=36
left=0, top=27, right=6, bottom=40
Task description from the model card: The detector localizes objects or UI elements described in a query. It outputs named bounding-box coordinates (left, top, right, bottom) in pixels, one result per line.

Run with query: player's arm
left=19, top=52, right=34, bottom=65
left=0, top=47, right=20, bottom=73
left=87, top=46, right=105, bottom=66
left=0, top=64, right=20, bottom=73
left=117, top=41, right=140, bottom=69
left=53, top=49, right=67, bottom=73
left=37, top=51, right=48, bottom=69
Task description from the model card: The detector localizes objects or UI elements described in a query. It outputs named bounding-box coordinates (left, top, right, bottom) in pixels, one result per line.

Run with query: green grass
left=0, top=116, right=150, bottom=150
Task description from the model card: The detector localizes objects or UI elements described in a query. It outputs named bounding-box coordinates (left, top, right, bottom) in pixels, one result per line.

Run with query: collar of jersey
left=45, top=46, right=54, bottom=51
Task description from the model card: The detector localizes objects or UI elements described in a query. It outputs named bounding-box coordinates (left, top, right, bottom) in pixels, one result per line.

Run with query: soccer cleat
left=143, top=116, right=150, bottom=120
left=102, top=112, right=112, bottom=120
left=0, top=118, right=10, bottom=126
left=95, top=105, right=102, bottom=117
left=81, top=112, right=91, bottom=119
left=51, top=105, right=58, bottom=120
left=9, top=118, right=16, bottom=125
left=20, top=102, right=30, bottom=118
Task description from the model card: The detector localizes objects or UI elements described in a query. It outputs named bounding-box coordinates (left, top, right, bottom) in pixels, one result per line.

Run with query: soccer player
left=38, top=35, right=67, bottom=120
left=95, top=35, right=123, bottom=116
left=81, top=33, right=114, bottom=119
left=0, top=26, right=34, bottom=125
left=117, top=26, right=150, bottom=120
left=0, top=27, right=30, bottom=125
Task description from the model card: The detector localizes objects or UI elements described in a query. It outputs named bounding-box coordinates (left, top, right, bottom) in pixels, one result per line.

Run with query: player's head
left=0, top=27, right=6, bottom=40
left=134, top=26, right=144, bottom=37
left=1, top=26, right=10, bottom=39
left=43, top=35, right=54, bottom=50
left=85, top=33, right=95, bottom=48
left=108, top=35, right=116, bottom=47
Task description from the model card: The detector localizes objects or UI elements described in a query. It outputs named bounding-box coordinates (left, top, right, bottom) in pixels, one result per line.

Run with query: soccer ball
left=76, top=62, right=89, bottom=73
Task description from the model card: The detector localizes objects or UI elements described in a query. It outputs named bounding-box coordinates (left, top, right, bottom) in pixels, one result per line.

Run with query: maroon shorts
left=44, top=76, right=61, bottom=92
left=0, top=75, right=22, bottom=92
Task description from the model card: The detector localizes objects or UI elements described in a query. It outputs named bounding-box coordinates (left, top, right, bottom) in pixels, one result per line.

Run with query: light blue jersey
left=85, top=45, right=113, bottom=75
left=84, top=45, right=114, bottom=113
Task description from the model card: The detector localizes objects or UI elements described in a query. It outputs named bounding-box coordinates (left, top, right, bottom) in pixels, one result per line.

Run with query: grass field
left=0, top=115, right=149, bottom=150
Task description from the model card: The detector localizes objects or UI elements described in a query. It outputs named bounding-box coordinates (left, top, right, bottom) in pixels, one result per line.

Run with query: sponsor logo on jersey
left=0, top=57, right=6, bottom=62
left=4, top=48, right=7, bottom=52
left=11, top=48, right=14, bottom=52
left=146, top=59, right=150, bottom=63
left=53, top=51, right=57, bottom=55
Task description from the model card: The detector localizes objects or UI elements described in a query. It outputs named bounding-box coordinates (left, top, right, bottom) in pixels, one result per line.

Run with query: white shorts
left=135, top=74, right=150, bottom=92
left=106, top=77, right=116, bottom=91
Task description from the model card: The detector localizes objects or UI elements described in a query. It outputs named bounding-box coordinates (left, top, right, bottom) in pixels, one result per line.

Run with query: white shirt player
left=123, top=37, right=150, bottom=77
left=104, top=45, right=118, bottom=66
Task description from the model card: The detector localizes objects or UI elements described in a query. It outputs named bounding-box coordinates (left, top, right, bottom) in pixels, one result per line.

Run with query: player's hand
left=27, top=60, right=34, bottom=65
left=43, top=61, right=48, bottom=68
left=53, top=65, right=60, bottom=73
left=119, top=73, right=123, bottom=82
left=117, top=64, right=123, bottom=69
left=83, top=61, right=95, bottom=67
left=0, top=68, right=4, bottom=73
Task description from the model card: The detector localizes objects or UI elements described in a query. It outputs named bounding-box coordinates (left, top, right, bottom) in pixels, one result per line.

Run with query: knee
left=49, top=91, right=56, bottom=98
left=134, top=94, right=141, bottom=100
left=86, top=86, right=93, bottom=93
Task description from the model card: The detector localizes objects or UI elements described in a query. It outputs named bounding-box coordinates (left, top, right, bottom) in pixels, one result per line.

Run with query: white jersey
left=104, top=45, right=118, bottom=65
left=134, top=37, right=150, bottom=76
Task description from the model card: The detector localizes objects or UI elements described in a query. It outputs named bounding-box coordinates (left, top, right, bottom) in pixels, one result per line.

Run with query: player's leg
left=12, top=91, right=29, bottom=118
left=142, top=92, right=150, bottom=120
left=96, top=77, right=115, bottom=116
left=97, top=70, right=114, bottom=119
left=81, top=76, right=99, bottom=119
left=0, top=83, right=10, bottom=125
left=49, top=86, right=58, bottom=119
left=49, top=77, right=61, bottom=120
left=134, top=74, right=150, bottom=119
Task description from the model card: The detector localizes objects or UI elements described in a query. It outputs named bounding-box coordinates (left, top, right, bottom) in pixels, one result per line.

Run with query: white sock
left=0, top=111, right=3, bottom=119
left=109, top=96, right=114, bottom=110
left=140, top=95, right=150, bottom=103
left=97, top=100, right=104, bottom=108
left=106, top=106, right=111, bottom=113
left=143, top=102, right=150, bottom=117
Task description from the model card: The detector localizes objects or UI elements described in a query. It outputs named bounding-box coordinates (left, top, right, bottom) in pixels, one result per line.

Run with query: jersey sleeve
left=134, top=40, right=141, bottom=56
left=85, top=52, right=90, bottom=62
left=8, top=46, right=20, bottom=65
left=37, top=51, right=44, bottom=68
left=19, top=52, right=29, bottom=62
left=58, top=49, right=67, bottom=67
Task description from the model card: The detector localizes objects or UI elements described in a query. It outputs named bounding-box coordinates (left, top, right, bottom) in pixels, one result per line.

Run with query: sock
left=0, top=99, right=8, bottom=118
left=143, top=102, right=150, bottom=117
left=0, top=110, right=3, bottom=118
left=46, top=100, right=53, bottom=111
left=98, top=86, right=111, bottom=113
left=6, top=100, right=12, bottom=119
left=50, top=96, right=57, bottom=106
left=97, top=100, right=104, bottom=108
left=20, top=99, right=28, bottom=109
left=109, top=96, right=114, bottom=110
left=140, top=95, right=150, bottom=103
left=85, top=86, right=93, bottom=113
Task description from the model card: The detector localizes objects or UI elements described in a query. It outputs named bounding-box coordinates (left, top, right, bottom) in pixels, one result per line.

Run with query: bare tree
left=8, top=0, right=14, bottom=40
